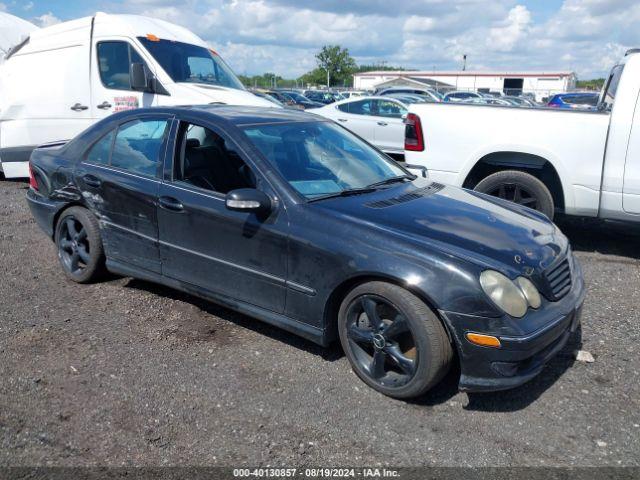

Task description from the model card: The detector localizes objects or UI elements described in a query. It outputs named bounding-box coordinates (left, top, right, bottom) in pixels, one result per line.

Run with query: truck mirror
left=130, top=63, right=149, bottom=91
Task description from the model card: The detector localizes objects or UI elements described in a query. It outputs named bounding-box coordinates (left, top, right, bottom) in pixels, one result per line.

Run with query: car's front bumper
left=440, top=258, right=586, bottom=392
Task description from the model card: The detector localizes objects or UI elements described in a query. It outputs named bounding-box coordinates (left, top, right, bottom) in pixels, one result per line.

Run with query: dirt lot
left=0, top=179, right=639, bottom=467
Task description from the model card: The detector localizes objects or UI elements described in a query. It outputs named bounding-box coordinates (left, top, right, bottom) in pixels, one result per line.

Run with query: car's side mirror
left=225, top=189, right=271, bottom=213
left=130, top=63, right=150, bottom=91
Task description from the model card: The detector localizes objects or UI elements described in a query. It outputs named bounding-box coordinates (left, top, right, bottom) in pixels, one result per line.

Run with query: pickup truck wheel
left=338, top=282, right=452, bottom=399
left=54, top=206, right=105, bottom=283
left=474, top=170, right=555, bottom=219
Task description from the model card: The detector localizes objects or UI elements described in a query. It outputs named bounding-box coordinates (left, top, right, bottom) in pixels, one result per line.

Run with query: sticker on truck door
left=113, top=96, right=139, bottom=112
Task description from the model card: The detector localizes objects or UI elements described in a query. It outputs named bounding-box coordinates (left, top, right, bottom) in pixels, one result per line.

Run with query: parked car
left=462, top=97, right=513, bottom=106
left=378, top=87, right=443, bottom=103
left=304, top=90, right=344, bottom=104
left=404, top=49, right=640, bottom=223
left=309, top=96, right=416, bottom=155
left=501, top=95, right=537, bottom=107
left=0, top=12, right=273, bottom=179
left=252, top=91, right=284, bottom=107
left=547, top=92, right=599, bottom=110
left=443, top=91, right=483, bottom=102
left=276, top=90, right=325, bottom=109
left=340, top=90, right=366, bottom=99
left=27, top=105, right=585, bottom=399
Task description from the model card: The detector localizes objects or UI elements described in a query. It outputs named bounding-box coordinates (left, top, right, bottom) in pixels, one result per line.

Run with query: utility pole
left=326, top=68, right=330, bottom=89
left=462, top=54, right=467, bottom=71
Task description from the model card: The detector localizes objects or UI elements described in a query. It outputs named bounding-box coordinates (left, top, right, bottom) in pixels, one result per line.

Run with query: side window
left=376, top=100, right=407, bottom=118
left=337, top=103, right=350, bottom=113
left=97, top=41, right=146, bottom=90
left=111, top=118, right=169, bottom=177
left=85, top=130, right=115, bottom=165
left=348, top=100, right=374, bottom=115
left=601, top=64, right=624, bottom=111
left=174, top=122, right=256, bottom=194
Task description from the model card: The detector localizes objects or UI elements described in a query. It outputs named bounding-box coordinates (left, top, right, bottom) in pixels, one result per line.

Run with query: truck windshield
left=138, top=37, right=245, bottom=90
left=600, top=64, right=624, bottom=111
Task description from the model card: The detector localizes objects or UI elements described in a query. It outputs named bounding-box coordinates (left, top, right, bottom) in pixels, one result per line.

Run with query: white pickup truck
left=404, top=49, right=640, bottom=222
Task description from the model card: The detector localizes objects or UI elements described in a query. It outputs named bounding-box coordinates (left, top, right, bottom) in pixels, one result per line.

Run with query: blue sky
left=2, top=0, right=638, bottom=78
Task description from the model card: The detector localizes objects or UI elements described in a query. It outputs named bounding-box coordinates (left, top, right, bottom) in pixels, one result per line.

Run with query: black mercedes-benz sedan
left=27, top=106, right=585, bottom=399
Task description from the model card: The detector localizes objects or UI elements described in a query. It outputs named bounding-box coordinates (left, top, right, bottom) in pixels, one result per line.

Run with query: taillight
left=404, top=113, right=424, bottom=151
left=28, top=162, right=39, bottom=191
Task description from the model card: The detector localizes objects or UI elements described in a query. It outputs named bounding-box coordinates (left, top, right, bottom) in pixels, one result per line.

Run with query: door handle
left=159, top=196, right=184, bottom=212
left=83, top=174, right=101, bottom=188
left=97, top=101, right=112, bottom=110
left=337, top=118, right=348, bottom=122
left=70, top=103, right=89, bottom=111
left=377, top=121, right=388, bottom=126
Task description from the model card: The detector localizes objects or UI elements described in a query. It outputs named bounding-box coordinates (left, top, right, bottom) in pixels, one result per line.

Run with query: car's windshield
left=243, top=121, right=407, bottom=199
left=285, top=92, right=310, bottom=102
left=138, top=37, right=245, bottom=90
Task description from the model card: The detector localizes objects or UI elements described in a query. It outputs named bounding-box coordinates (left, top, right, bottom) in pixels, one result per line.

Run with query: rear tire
left=474, top=170, right=555, bottom=219
left=54, top=206, right=105, bottom=283
left=338, top=281, right=452, bottom=399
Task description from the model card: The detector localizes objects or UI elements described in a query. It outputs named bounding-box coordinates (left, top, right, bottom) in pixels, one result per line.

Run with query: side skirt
left=106, top=259, right=329, bottom=347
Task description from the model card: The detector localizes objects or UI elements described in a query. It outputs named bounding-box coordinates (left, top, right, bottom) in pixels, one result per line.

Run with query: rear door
left=90, top=38, right=156, bottom=120
left=75, top=115, right=172, bottom=273
left=370, top=99, right=407, bottom=153
left=157, top=117, right=288, bottom=313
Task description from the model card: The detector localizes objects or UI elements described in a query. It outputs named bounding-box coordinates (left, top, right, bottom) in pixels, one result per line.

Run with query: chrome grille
left=544, top=256, right=572, bottom=300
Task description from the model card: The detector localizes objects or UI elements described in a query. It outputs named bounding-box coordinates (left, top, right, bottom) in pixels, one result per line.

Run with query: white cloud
left=23, top=1, right=34, bottom=11
left=32, top=12, right=61, bottom=27
left=42, top=0, right=640, bottom=79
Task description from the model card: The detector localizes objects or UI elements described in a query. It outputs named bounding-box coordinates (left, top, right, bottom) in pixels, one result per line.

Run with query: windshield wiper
left=366, top=174, right=416, bottom=188
left=307, top=187, right=378, bottom=203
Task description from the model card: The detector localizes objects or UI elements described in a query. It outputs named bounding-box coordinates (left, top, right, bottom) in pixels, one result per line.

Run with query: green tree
left=315, top=45, right=357, bottom=87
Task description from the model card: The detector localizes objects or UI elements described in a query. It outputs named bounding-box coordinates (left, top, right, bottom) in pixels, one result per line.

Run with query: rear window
left=563, top=95, right=598, bottom=106
left=601, top=64, right=624, bottom=111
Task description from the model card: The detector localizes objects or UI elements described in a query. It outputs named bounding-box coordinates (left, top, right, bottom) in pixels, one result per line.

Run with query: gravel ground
left=0, top=179, right=639, bottom=467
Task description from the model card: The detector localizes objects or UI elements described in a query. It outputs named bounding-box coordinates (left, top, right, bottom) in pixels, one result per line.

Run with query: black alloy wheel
left=345, top=294, right=418, bottom=388
left=54, top=206, right=105, bottom=283
left=58, top=216, right=91, bottom=276
left=473, top=170, right=555, bottom=219
left=338, top=282, right=452, bottom=399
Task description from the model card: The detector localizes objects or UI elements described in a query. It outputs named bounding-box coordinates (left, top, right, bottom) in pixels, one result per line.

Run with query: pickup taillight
left=404, top=113, right=424, bottom=151
left=28, top=162, right=39, bottom=191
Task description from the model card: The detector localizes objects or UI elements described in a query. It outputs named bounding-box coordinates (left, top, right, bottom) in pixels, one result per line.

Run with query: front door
left=74, top=115, right=172, bottom=273
left=157, top=119, right=288, bottom=313
left=91, top=39, right=156, bottom=120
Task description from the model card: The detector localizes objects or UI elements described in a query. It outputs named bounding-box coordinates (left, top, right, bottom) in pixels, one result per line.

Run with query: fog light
left=466, top=332, right=501, bottom=348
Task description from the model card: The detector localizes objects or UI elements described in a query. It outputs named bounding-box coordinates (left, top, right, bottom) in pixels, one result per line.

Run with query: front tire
left=54, top=206, right=105, bottom=283
left=338, top=282, right=452, bottom=399
left=474, top=170, right=555, bottom=219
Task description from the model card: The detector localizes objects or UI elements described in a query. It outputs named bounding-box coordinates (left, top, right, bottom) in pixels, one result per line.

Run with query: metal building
left=353, top=70, right=577, bottom=102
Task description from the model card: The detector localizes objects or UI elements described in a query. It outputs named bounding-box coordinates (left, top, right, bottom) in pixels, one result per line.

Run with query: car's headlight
left=480, top=270, right=528, bottom=318
left=516, top=276, right=541, bottom=309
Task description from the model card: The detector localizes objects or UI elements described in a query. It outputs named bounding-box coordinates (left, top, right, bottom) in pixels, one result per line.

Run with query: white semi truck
left=0, top=12, right=273, bottom=178
left=404, top=49, right=640, bottom=223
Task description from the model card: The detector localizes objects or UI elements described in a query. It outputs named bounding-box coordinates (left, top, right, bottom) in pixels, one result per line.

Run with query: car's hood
left=173, top=83, right=278, bottom=108
left=314, top=181, right=567, bottom=275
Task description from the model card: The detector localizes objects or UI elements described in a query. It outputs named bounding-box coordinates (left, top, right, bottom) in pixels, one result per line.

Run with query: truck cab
left=0, top=12, right=274, bottom=178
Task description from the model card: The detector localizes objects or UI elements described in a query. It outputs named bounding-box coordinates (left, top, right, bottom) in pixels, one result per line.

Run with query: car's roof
left=125, top=105, right=321, bottom=127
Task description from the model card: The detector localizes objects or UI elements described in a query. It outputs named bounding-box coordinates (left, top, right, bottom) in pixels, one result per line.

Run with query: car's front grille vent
left=365, top=182, right=445, bottom=209
left=544, top=257, right=572, bottom=300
